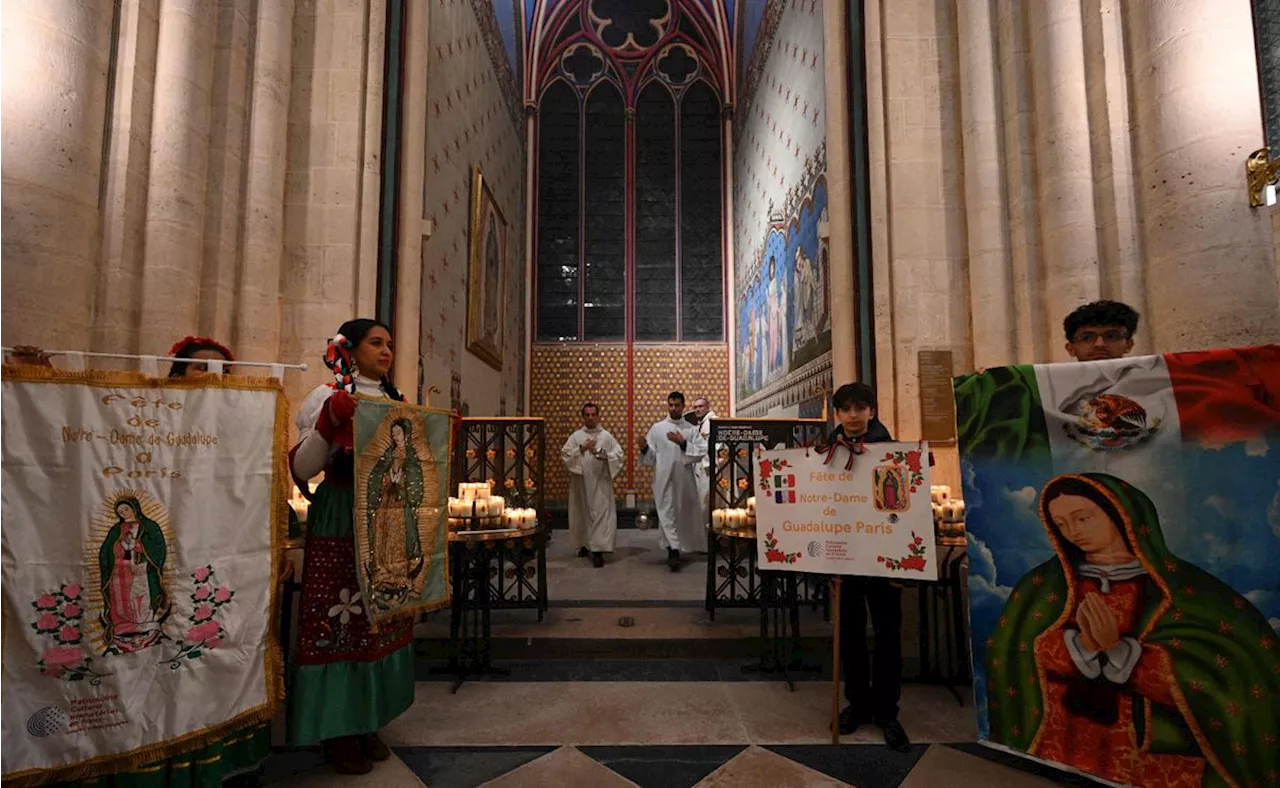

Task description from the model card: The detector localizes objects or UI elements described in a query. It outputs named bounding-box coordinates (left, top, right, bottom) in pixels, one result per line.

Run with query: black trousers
left=839, top=577, right=903, bottom=722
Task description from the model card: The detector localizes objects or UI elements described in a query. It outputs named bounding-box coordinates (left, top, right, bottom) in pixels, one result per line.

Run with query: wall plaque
left=918, top=349, right=956, bottom=443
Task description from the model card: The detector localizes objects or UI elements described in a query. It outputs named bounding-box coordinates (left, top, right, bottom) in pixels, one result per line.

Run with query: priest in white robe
left=560, top=403, right=624, bottom=567
left=686, top=396, right=719, bottom=525
left=639, top=391, right=704, bottom=570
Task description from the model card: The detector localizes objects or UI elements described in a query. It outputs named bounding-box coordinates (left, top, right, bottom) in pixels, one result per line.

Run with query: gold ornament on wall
left=1246, top=147, right=1280, bottom=207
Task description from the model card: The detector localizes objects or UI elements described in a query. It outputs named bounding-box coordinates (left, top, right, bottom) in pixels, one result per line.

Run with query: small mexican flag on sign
left=773, top=473, right=796, bottom=503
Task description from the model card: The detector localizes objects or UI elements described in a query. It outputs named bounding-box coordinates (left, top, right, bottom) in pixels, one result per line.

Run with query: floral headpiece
left=325, top=333, right=357, bottom=393
left=169, top=336, right=234, bottom=361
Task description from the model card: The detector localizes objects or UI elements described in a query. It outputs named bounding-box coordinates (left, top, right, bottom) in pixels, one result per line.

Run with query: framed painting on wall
left=467, top=164, right=507, bottom=370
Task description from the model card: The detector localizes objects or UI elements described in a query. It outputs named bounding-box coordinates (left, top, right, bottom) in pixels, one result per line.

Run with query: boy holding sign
left=827, top=383, right=911, bottom=752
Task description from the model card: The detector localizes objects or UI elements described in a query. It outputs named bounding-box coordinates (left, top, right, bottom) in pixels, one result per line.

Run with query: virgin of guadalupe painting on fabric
left=953, top=345, right=1280, bottom=788
left=92, top=494, right=174, bottom=655
left=353, top=397, right=452, bottom=627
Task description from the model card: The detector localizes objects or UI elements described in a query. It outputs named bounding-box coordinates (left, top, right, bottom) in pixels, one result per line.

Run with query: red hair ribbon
left=169, top=335, right=234, bottom=361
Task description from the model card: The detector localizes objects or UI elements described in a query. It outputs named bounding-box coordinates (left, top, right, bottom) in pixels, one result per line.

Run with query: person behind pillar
left=828, top=382, right=911, bottom=752
left=1063, top=300, right=1138, bottom=361
left=561, top=402, right=624, bottom=568
left=638, top=391, right=704, bottom=571
left=685, top=396, right=719, bottom=530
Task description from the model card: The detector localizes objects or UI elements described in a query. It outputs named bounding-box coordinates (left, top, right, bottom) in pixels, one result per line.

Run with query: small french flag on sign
left=775, top=490, right=795, bottom=504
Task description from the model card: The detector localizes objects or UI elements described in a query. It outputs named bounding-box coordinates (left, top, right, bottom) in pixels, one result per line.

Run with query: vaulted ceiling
left=488, top=0, right=768, bottom=105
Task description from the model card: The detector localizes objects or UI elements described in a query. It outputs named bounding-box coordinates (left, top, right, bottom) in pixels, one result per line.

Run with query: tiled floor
left=266, top=529, right=1099, bottom=787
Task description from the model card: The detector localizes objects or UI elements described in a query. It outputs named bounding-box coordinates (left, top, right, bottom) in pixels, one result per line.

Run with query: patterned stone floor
left=264, top=530, right=1101, bottom=786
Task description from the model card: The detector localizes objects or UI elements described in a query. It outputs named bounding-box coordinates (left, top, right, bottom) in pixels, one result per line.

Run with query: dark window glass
left=535, top=81, right=580, bottom=340
left=679, top=81, right=723, bottom=341
left=582, top=83, right=627, bottom=340
left=634, top=83, right=677, bottom=340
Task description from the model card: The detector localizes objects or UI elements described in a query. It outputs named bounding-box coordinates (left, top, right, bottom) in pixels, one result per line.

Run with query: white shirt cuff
left=1063, top=629, right=1102, bottom=679
left=1101, top=638, right=1142, bottom=684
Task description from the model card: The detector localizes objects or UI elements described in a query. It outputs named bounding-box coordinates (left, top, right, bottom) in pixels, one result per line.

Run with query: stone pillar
left=1028, top=0, right=1101, bottom=358
left=141, top=0, right=218, bottom=345
left=723, top=111, right=737, bottom=414
left=393, top=0, right=429, bottom=401
left=235, top=0, right=294, bottom=361
left=957, top=0, right=1015, bottom=369
left=1126, top=0, right=1280, bottom=351
left=1, top=1, right=115, bottom=347
left=823, top=0, right=857, bottom=387
left=523, top=108, right=537, bottom=413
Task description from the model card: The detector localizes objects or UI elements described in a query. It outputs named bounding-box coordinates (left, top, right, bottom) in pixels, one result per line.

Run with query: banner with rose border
left=1, top=366, right=287, bottom=785
left=752, top=442, right=937, bottom=579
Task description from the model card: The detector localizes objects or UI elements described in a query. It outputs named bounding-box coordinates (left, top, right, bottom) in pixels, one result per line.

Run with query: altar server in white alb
left=561, top=402, right=624, bottom=568
left=639, top=391, right=705, bottom=570
left=686, top=396, right=719, bottom=523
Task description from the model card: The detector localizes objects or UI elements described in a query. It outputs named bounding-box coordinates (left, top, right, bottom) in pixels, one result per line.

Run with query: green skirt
left=286, top=483, right=415, bottom=746
left=51, top=723, right=270, bottom=787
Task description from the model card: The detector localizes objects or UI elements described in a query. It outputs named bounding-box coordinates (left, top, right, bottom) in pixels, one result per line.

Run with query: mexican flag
left=953, top=345, right=1280, bottom=788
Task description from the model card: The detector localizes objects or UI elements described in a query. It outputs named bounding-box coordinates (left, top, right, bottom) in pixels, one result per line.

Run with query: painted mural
left=736, top=175, right=830, bottom=400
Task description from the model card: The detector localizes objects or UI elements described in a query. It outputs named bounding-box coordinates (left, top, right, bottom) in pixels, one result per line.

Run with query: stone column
left=393, top=0, right=429, bottom=400
left=723, top=110, right=738, bottom=414
left=1126, top=0, right=1280, bottom=351
left=1, top=1, right=115, bottom=347
left=235, top=0, right=294, bottom=361
left=141, top=0, right=218, bottom=344
left=957, top=0, right=1015, bottom=369
left=523, top=108, right=537, bottom=413
left=1028, top=0, right=1101, bottom=358
left=823, top=0, right=858, bottom=387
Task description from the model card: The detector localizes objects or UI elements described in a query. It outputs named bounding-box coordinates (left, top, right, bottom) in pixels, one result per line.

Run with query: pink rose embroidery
left=194, top=587, right=211, bottom=601
left=59, top=626, right=81, bottom=643
left=37, top=613, right=58, bottom=631
left=213, top=587, right=232, bottom=603
left=42, top=665, right=66, bottom=678
left=185, top=621, right=220, bottom=644
left=193, top=566, right=212, bottom=583
left=36, top=594, right=57, bottom=609
left=206, top=638, right=223, bottom=650
left=62, top=603, right=81, bottom=618
left=193, top=605, right=214, bottom=622
left=61, top=584, right=82, bottom=600
left=42, top=646, right=82, bottom=667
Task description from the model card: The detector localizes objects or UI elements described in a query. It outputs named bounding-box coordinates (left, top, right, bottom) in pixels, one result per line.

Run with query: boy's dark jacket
left=825, top=418, right=893, bottom=447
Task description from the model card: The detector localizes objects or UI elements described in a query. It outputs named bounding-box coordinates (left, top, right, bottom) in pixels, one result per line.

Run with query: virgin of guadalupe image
left=985, top=473, right=1280, bottom=788
left=874, top=466, right=907, bottom=512
left=482, top=217, right=501, bottom=347
left=365, top=418, right=426, bottom=611
left=97, top=497, right=171, bottom=653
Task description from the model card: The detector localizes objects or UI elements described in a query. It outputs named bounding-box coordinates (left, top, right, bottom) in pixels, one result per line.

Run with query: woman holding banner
left=30, top=335, right=270, bottom=788
left=287, top=319, right=415, bottom=775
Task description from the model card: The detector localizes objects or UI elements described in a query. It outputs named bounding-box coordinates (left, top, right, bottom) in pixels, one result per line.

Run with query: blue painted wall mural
left=735, top=174, right=830, bottom=400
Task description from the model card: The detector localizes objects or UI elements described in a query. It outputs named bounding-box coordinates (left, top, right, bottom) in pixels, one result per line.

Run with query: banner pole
left=830, top=575, right=842, bottom=744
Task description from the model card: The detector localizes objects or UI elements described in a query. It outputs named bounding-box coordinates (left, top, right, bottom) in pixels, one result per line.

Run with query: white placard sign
left=753, top=442, right=938, bottom=580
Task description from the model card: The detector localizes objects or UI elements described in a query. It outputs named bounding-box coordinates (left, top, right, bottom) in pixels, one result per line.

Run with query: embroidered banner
left=352, top=395, right=451, bottom=627
left=752, top=443, right=937, bottom=579
left=954, top=346, right=1280, bottom=788
left=1, top=367, right=287, bottom=785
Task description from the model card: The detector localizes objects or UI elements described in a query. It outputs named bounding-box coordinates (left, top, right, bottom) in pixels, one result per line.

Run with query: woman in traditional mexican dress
left=38, top=336, right=272, bottom=788
left=287, top=319, right=415, bottom=775
left=366, top=419, right=424, bottom=609
left=986, top=473, right=1280, bottom=788
left=99, top=498, right=169, bottom=653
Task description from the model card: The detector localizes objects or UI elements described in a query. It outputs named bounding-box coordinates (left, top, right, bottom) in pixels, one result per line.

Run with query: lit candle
left=475, top=498, right=490, bottom=518
left=746, top=496, right=756, bottom=514
left=489, top=496, right=505, bottom=515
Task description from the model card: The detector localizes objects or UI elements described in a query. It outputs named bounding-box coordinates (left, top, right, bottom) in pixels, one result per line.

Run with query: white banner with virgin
left=754, top=442, right=938, bottom=580
left=1, top=368, right=287, bottom=784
